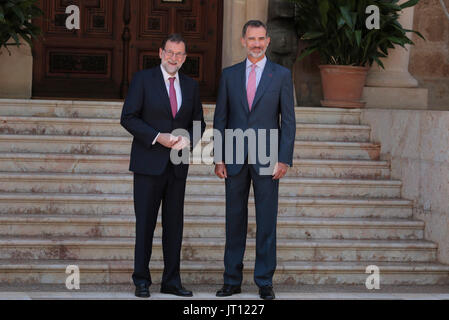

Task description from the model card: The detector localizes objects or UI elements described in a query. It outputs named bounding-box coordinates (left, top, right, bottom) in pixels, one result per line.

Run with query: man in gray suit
left=213, top=20, right=296, bottom=300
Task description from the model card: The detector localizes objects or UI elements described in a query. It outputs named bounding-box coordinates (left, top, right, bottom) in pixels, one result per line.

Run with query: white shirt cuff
left=152, top=132, right=160, bottom=145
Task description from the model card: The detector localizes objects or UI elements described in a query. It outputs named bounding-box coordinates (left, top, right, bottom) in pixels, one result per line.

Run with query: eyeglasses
left=163, top=49, right=186, bottom=59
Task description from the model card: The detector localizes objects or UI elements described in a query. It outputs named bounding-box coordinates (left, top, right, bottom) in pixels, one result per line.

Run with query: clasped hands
left=157, top=133, right=190, bottom=150
left=158, top=133, right=289, bottom=180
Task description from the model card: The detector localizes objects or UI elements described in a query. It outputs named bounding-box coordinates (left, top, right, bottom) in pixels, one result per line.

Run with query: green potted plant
left=291, top=0, right=424, bottom=108
left=0, top=0, right=43, bottom=55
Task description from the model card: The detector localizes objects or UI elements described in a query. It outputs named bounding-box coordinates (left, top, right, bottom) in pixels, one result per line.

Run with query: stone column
left=363, top=0, right=428, bottom=109
left=222, top=0, right=269, bottom=68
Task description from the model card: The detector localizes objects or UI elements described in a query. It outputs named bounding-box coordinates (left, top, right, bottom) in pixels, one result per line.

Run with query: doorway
left=32, top=0, right=223, bottom=101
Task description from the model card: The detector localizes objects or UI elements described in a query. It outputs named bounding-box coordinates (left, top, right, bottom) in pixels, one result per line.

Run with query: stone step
left=204, top=106, right=362, bottom=124
left=0, top=193, right=413, bottom=219
left=0, top=116, right=130, bottom=137
left=184, top=176, right=400, bottom=198
left=0, top=99, right=124, bottom=119
left=0, top=99, right=362, bottom=124
left=189, top=159, right=390, bottom=179
left=294, top=123, right=370, bottom=142
left=0, top=214, right=424, bottom=240
left=0, top=236, right=437, bottom=262
left=1, top=260, right=448, bottom=285
left=0, top=153, right=391, bottom=179
left=0, top=135, right=380, bottom=159
left=0, top=99, right=444, bottom=288
left=0, top=116, right=371, bottom=142
left=0, top=134, right=132, bottom=155
left=0, top=173, right=402, bottom=198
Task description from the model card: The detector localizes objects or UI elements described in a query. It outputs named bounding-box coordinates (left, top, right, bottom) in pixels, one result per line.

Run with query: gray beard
left=248, top=48, right=266, bottom=59
left=162, top=62, right=182, bottom=75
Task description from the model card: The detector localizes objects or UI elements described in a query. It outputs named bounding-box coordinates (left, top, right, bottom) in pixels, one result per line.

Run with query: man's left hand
left=171, top=136, right=190, bottom=150
left=272, top=162, right=289, bottom=180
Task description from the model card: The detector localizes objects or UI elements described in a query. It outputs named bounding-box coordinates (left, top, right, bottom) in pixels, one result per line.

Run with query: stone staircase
left=0, top=98, right=448, bottom=287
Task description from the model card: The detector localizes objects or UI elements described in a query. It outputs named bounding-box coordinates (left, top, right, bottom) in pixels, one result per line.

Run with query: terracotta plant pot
left=319, top=65, right=369, bottom=108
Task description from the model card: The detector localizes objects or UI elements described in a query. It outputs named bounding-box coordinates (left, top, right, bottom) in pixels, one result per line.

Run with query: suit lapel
left=154, top=66, right=173, bottom=118
left=237, top=61, right=250, bottom=115
left=251, top=59, right=274, bottom=112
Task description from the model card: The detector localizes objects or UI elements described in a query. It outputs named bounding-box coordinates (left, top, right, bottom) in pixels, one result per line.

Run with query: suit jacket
left=213, top=59, right=296, bottom=176
left=121, top=66, right=206, bottom=179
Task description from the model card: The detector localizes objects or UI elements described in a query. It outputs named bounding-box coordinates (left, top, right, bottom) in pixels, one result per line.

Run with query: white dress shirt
left=245, top=56, right=267, bottom=90
left=152, top=65, right=183, bottom=145
left=160, top=64, right=182, bottom=109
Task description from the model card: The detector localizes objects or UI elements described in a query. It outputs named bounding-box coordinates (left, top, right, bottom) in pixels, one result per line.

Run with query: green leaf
left=10, top=31, right=20, bottom=45
left=302, top=31, right=325, bottom=40
left=403, top=28, right=426, bottom=40
left=0, top=0, right=43, bottom=48
left=5, top=2, right=16, bottom=9
left=339, top=6, right=353, bottom=29
left=344, top=27, right=354, bottom=46
left=318, top=0, right=329, bottom=27
left=297, top=46, right=318, bottom=61
left=373, top=56, right=385, bottom=69
left=17, top=31, right=32, bottom=48
left=12, top=5, right=25, bottom=24
left=355, top=30, right=361, bottom=47
left=400, top=0, right=420, bottom=9
left=350, top=12, right=357, bottom=31
left=289, top=0, right=425, bottom=66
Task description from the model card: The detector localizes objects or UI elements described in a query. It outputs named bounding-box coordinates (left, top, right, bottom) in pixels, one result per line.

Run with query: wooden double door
left=32, top=0, right=223, bottom=101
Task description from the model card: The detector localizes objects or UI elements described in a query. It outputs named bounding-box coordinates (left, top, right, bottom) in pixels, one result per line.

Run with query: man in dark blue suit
left=213, top=20, right=296, bottom=300
left=121, top=34, right=206, bottom=298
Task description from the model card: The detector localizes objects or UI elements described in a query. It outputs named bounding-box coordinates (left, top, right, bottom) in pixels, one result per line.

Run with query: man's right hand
left=157, top=133, right=181, bottom=148
left=215, top=162, right=227, bottom=179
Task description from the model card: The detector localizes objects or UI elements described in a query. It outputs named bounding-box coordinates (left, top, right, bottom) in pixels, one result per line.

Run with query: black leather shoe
left=216, top=284, right=242, bottom=297
left=134, top=284, right=150, bottom=298
left=160, top=285, right=193, bottom=297
left=259, top=286, right=275, bottom=300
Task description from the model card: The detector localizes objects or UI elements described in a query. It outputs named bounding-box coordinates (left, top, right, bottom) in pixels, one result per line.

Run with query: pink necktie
left=169, top=77, right=178, bottom=118
left=247, top=64, right=257, bottom=111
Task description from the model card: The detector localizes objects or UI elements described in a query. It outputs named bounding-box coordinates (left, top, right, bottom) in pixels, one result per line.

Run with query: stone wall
left=292, top=42, right=323, bottom=107
left=222, top=0, right=269, bottom=67
left=362, top=108, right=449, bottom=264
left=0, top=39, right=32, bottom=99
left=410, top=0, right=449, bottom=109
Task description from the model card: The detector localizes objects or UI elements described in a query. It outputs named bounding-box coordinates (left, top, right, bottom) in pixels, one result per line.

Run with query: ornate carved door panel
left=32, top=0, right=124, bottom=99
left=127, top=0, right=223, bottom=101
left=32, top=0, right=223, bottom=100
